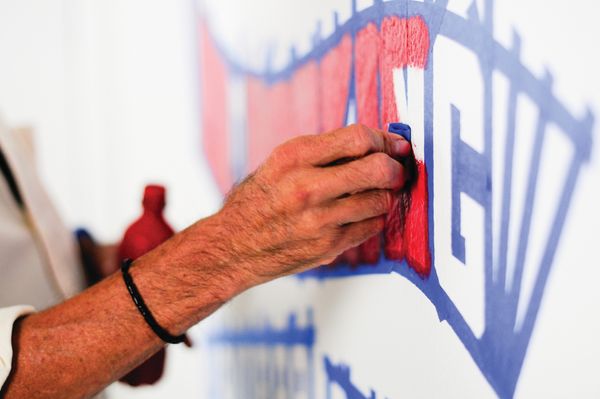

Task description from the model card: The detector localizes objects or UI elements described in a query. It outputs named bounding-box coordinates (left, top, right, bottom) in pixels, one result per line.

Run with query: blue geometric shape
left=207, top=310, right=316, bottom=398
left=202, top=0, right=596, bottom=397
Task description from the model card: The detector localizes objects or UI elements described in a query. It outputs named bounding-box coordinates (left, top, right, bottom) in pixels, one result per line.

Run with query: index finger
left=299, top=124, right=412, bottom=166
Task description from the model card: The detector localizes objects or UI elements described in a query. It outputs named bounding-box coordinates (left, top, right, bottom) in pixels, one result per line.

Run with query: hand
left=2, top=124, right=411, bottom=399
left=213, top=123, right=411, bottom=285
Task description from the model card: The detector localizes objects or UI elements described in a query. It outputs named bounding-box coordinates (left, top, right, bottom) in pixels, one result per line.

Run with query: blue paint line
left=206, top=1, right=590, bottom=149
left=494, top=31, right=521, bottom=327
left=209, top=311, right=315, bottom=348
left=324, top=356, right=377, bottom=399
left=207, top=310, right=316, bottom=399
left=202, top=0, right=596, bottom=397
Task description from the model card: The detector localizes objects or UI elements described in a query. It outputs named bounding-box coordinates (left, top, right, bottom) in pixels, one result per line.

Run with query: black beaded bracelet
left=121, top=258, right=186, bottom=344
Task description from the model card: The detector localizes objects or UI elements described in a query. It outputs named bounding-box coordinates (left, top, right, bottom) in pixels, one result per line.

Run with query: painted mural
left=197, top=0, right=596, bottom=397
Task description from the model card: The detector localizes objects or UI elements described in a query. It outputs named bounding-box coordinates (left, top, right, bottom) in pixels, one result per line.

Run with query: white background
left=0, top=0, right=599, bottom=398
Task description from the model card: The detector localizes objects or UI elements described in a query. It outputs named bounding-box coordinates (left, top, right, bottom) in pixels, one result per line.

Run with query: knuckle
left=270, top=143, right=288, bottom=161
left=282, top=177, right=312, bottom=209
left=294, top=187, right=313, bottom=209
left=270, top=141, right=298, bottom=166
left=351, top=124, right=374, bottom=154
left=302, top=210, right=324, bottom=232
left=372, top=153, right=398, bottom=184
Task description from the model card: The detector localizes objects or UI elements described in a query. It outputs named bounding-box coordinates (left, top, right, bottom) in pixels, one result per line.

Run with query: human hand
left=212, top=123, right=412, bottom=286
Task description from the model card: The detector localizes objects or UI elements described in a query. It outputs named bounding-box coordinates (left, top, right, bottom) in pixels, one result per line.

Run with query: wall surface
left=0, top=0, right=216, bottom=397
left=197, top=0, right=600, bottom=398
left=0, top=0, right=599, bottom=398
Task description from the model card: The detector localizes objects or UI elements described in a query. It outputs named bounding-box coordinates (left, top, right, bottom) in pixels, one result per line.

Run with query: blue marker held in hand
left=388, top=122, right=411, bottom=142
left=388, top=122, right=417, bottom=187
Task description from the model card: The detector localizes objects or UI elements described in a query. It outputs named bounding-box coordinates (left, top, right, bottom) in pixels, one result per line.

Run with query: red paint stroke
left=355, top=23, right=380, bottom=129
left=339, top=246, right=362, bottom=267
left=379, top=15, right=429, bottom=126
left=384, top=194, right=406, bottom=261
left=246, top=77, right=269, bottom=171
left=404, top=161, right=431, bottom=276
left=380, top=16, right=431, bottom=277
left=201, top=16, right=432, bottom=276
left=380, top=16, right=408, bottom=126
left=383, top=161, right=431, bottom=277
left=355, top=23, right=383, bottom=265
left=319, top=34, right=353, bottom=132
left=247, top=61, right=320, bottom=172
left=247, top=78, right=292, bottom=171
left=407, top=16, right=429, bottom=68
left=199, top=24, right=231, bottom=193
left=291, top=61, right=320, bottom=136
left=320, top=34, right=355, bottom=265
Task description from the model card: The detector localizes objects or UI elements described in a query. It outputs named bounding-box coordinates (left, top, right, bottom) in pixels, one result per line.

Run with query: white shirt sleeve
left=0, top=305, right=35, bottom=389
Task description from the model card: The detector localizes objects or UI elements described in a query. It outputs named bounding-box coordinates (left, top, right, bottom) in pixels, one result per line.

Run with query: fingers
left=338, top=215, right=386, bottom=250
left=305, top=152, right=406, bottom=203
left=323, top=189, right=392, bottom=225
left=297, top=124, right=411, bottom=166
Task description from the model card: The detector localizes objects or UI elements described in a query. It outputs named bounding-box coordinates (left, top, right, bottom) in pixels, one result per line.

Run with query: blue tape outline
left=202, top=0, right=595, bottom=397
left=208, top=311, right=316, bottom=398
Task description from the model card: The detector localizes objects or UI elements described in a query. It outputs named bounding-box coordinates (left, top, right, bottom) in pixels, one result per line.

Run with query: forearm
left=2, top=215, right=251, bottom=399
left=2, top=124, right=410, bottom=398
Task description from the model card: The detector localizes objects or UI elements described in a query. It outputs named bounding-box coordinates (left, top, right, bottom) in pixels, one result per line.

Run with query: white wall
left=0, top=0, right=221, bottom=241
left=1, top=0, right=599, bottom=398
left=199, top=0, right=600, bottom=398
left=0, top=0, right=220, bottom=397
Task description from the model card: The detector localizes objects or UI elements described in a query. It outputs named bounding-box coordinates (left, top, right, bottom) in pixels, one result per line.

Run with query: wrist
left=186, top=212, right=264, bottom=295
left=127, top=215, right=253, bottom=335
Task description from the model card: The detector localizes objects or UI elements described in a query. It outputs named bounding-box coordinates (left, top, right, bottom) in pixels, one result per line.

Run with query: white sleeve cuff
left=0, top=305, right=35, bottom=389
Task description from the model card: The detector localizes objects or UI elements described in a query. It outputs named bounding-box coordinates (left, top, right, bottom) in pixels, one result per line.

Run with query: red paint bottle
left=117, top=184, right=174, bottom=386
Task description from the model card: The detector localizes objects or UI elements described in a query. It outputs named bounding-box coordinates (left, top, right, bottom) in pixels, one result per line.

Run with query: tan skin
left=1, top=124, right=411, bottom=399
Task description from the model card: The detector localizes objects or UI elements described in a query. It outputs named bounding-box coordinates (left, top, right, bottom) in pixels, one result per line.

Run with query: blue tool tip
left=388, top=122, right=411, bottom=141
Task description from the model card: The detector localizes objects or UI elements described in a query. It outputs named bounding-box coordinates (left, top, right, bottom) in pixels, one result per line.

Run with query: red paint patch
left=380, top=16, right=431, bottom=277
left=201, top=16, right=432, bottom=276
left=404, top=161, right=431, bottom=276
left=380, top=16, right=408, bottom=126
left=355, top=23, right=383, bottom=265
left=384, top=161, right=431, bottom=277
left=340, top=246, right=361, bottom=267
left=319, top=34, right=356, bottom=264
left=291, top=61, right=320, bottom=136
left=384, top=194, right=406, bottom=261
left=199, top=24, right=231, bottom=193
left=246, top=78, right=271, bottom=171
left=247, top=61, right=320, bottom=172
left=359, top=235, right=381, bottom=265
left=319, top=34, right=353, bottom=132
left=246, top=78, right=291, bottom=171
left=380, top=15, right=429, bottom=126
left=355, top=23, right=381, bottom=129
left=407, top=16, right=429, bottom=68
